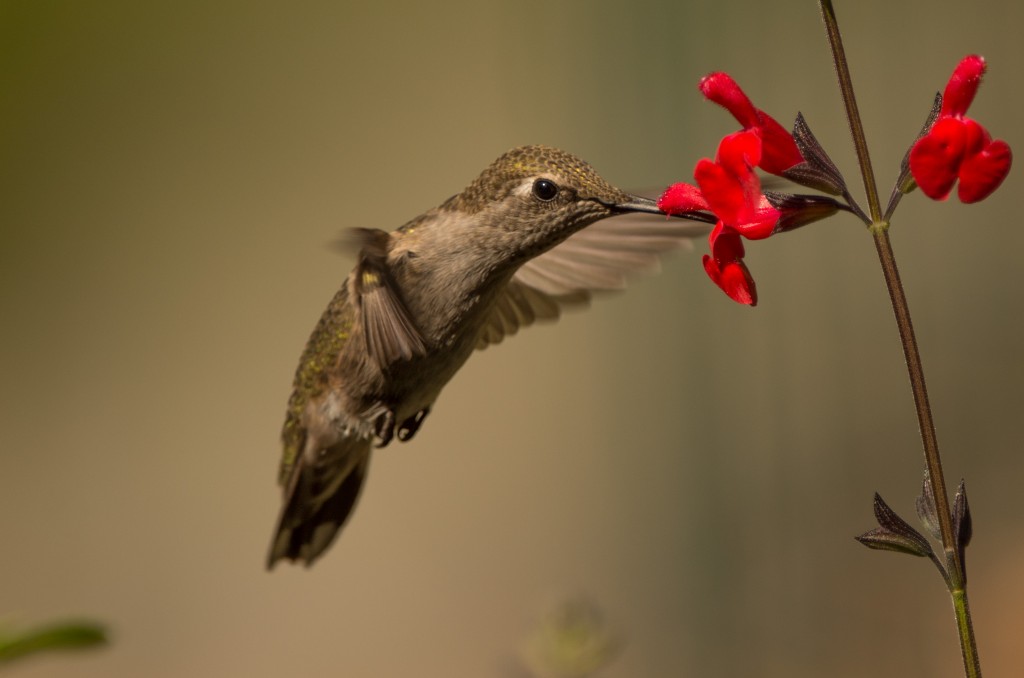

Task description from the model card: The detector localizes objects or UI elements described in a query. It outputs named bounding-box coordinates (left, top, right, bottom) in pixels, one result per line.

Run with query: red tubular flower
left=700, top=72, right=804, bottom=175
left=659, top=71, right=848, bottom=306
left=909, top=55, right=1012, bottom=203
left=659, top=132, right=777, bottom=306
left=660, top=80, right=843, bottom=306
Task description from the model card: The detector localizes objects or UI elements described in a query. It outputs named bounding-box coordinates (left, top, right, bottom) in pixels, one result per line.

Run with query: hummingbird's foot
left=374, top=410, right=395, bottom=448
left=397, top=407, right=431, bottom=442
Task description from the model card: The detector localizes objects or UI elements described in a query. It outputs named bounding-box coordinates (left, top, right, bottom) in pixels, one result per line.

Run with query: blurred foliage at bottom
left=0, top=621, right=107, bottom=666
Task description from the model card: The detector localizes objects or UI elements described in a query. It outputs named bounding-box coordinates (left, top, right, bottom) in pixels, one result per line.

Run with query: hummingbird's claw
left=397, top=407, right=431, bottom=442
left=374, top=406, right=429, bottom=447
left=374, top=410, right=395, bottom=448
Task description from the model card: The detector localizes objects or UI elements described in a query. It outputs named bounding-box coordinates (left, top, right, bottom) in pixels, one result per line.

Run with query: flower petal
left=909, top=118, right=968, bottom=200
left=696, top=132, right=781, bottom=238
left=958, top=138, right=1012, bottom=203
left=703, top=254, right=757, bottom=306
left=732, top=195, right=781, bottom=240
left=698, top=72, right=802, bottom=175
left=696, top=132, right=760, bottom=224
left=658, top=182, right=709, bottom=215
left=699, top=72, right=759, bottom=129
left=755, top=111, right=804, bottom=174
left=941, top=55, right=986, bottom=118
left=715, top=130, right=762, bottom=177
left=695, top=157, right=745, bottom=225
left=708, top=223, right=745, bottom=261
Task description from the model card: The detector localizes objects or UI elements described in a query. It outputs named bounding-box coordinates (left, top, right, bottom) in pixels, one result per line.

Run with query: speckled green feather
left=278, top=285, right=354, bottom=484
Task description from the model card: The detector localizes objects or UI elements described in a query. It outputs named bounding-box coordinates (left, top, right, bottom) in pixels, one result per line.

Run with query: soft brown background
left=2, top=1, right=1022, bottom=676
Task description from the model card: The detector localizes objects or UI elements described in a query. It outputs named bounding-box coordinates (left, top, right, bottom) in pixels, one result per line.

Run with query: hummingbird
left=267, top=144, right=712, bottom=568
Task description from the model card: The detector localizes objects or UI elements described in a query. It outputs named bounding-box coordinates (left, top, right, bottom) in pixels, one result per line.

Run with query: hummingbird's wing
left=352, top=228, right=428, bottom=370
left=476, top=215, right=711, bottom=349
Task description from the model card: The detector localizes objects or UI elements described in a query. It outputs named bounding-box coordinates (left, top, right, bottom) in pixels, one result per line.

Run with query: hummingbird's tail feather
left=267, top=444, right=371, bottom=569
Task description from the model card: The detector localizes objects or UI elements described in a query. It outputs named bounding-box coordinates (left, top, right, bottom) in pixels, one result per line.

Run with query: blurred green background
left=2, top=1, right=1022, bottom=676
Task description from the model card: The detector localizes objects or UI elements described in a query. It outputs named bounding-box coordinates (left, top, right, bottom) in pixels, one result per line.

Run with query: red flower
left=659, top=77, right=842, bottom=306
left=659, top=131, right=779, bottom=306
left=909, top=55, right=1012, bottom=203
left=700, top=72, right=804, bottom=175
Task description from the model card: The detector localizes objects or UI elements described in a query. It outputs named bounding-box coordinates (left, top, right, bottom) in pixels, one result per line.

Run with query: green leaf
left=0, top=621, right=107, bottom=664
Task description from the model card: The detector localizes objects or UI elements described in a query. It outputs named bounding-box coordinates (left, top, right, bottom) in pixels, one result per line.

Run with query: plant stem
left=818, top=2, right=981, bottom=677
left=819, top=0, right=881, bottom=222
left=876, top=228, right=982, bottom=678
left=870, top=229, right=957, bottom=561
left=953, top=589, right=982, bottom=678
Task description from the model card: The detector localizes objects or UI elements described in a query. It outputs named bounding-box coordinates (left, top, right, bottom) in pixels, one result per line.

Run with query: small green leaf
left=0, top=621, right=107, bottom=665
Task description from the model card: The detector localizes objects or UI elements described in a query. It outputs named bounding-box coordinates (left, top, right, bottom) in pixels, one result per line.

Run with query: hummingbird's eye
left=532, top=178, right=559, bottom=201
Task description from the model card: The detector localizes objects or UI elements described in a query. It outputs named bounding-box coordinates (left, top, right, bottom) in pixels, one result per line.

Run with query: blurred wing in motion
left=476, top=213, right=711, bottom=349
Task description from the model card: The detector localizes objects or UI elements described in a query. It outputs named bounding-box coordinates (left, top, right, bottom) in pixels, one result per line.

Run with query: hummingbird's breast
left=370, top=232, right=515, bottom=423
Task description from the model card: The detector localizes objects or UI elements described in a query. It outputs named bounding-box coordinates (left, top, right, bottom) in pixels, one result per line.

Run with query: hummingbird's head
left=446, top=145, right=668, bottom=259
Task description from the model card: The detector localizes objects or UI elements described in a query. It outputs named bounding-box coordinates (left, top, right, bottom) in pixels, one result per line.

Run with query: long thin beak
left=612, top=194, right=663, bottom=214
left=611, top=194, right=717, bottom=224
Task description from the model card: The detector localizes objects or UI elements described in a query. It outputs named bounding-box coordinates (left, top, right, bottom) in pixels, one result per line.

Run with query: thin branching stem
left=819, top=0, right=882, bottom=222
left=870, top=231, right=981, bottom=678
left=870, top=230, right=957, bottom=562
left=953, top=590, right=981, bottom=677
left=818, top=2, right=981, bottom=677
